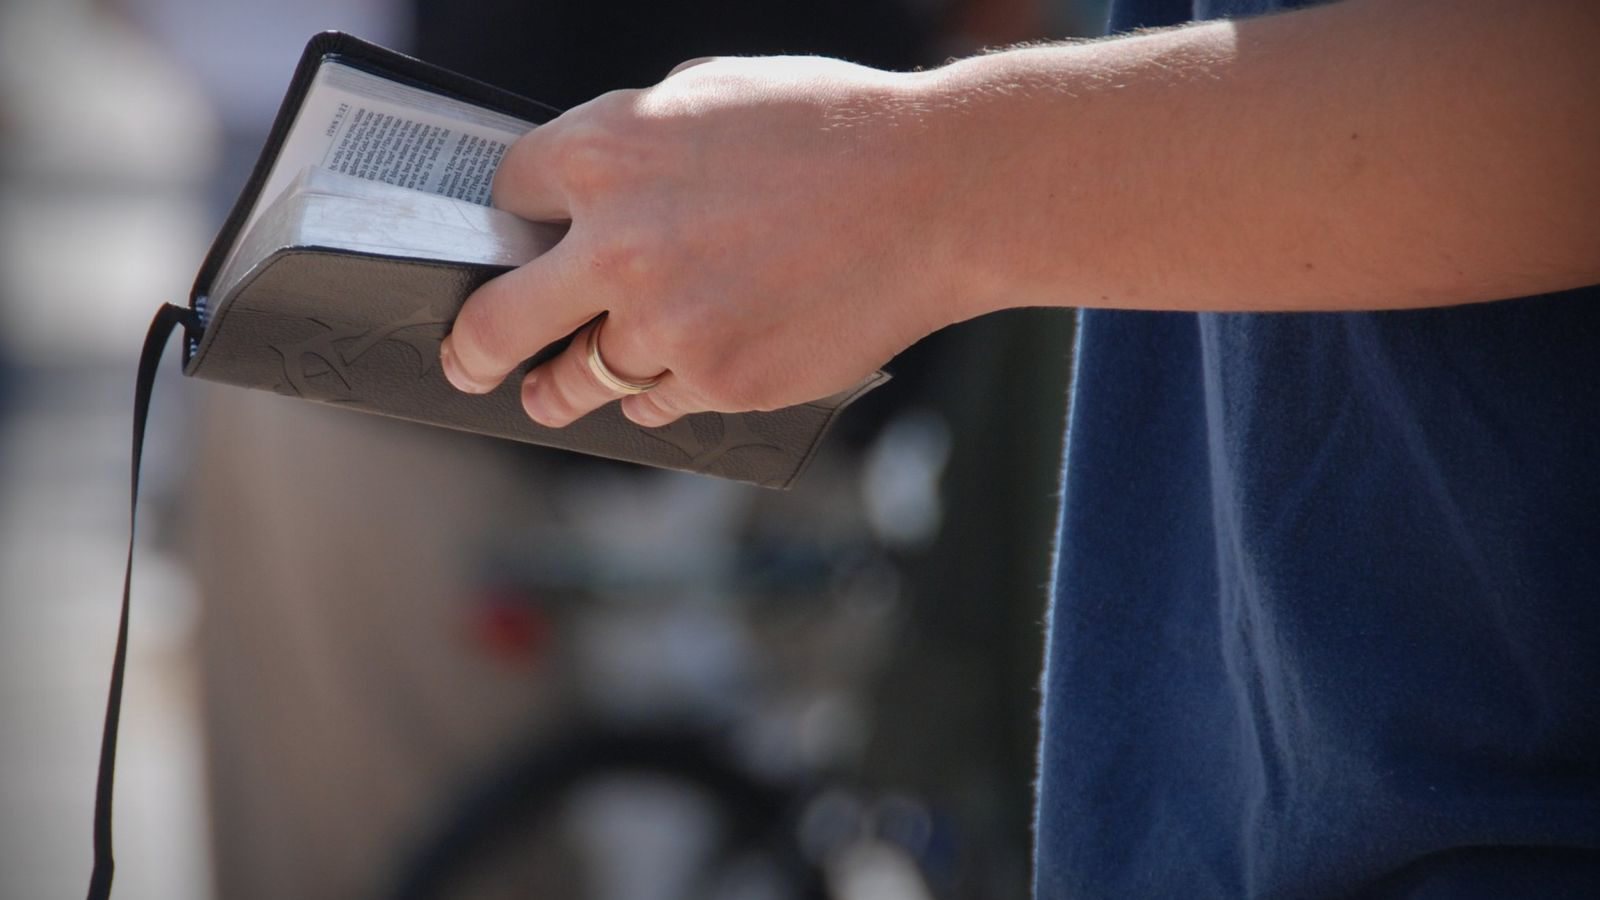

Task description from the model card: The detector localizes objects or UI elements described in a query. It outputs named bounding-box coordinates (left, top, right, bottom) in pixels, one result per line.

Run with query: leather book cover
left=182, top=33, right=885, bottom=489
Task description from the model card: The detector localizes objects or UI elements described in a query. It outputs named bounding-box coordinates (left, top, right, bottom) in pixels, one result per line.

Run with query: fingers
left=441, top=241, right=593, bottom=393
left=493, top=87, right=650, bottom=222
left=619, top=387, right=689, bottom=428
left=442, top=252, right=692, bottom=429
left=491, top=120, right=572, bottom=222
left=466, top=79, right=709, bottom=429
left=519, top=318, right=678, bottom=428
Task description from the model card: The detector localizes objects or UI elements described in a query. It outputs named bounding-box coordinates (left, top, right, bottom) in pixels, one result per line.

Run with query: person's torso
left=1037, top=2, right=1600, bottom=897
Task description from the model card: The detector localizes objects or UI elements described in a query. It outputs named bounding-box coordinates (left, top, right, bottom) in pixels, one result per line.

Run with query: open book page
left=216, top=61, right=538, bottom=298
left=215, top=167, right=564, bottom=303
left=268, top=62, right=534, bottom=209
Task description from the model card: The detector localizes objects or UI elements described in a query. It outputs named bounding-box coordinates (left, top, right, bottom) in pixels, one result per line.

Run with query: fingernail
left=623, top=400, right=666, bottom=428
left=440, top=338, right=493, bottom=394
left=521, top=374, right=554, bottom=425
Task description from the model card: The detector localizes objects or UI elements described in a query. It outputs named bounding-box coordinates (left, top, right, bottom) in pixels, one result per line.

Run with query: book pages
left=217, top=61, right=538, bottom=299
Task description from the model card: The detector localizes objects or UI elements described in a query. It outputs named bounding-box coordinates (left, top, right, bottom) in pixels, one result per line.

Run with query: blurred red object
left=466, top=588, right=553, bottom=668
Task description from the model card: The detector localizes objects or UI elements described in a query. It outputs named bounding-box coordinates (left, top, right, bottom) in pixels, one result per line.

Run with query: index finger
left=491, top=119, right=572, bottom=222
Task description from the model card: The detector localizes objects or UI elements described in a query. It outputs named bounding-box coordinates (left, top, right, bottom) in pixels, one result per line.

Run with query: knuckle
left=645, top=301, right=710, bottom=364
left=553, top=90, right=652, bottom=195
left=545, top=365, right=590, bottom=419
left=554, top=114, right=631, bottom=192
left=556, top=129, right=614, bottom=195
left=584, top=230, right=669, bottom=293
left=698, top=352, right=757, bottom=410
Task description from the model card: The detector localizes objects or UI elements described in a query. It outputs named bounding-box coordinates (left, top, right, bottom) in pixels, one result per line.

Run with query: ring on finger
left=585, top=317, right=663, bottom=396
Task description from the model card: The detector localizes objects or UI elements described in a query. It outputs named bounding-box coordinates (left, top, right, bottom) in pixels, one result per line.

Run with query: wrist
left=896, top=50, right=1110, bottom=322
left=875, top=65, right=1026, bottom=328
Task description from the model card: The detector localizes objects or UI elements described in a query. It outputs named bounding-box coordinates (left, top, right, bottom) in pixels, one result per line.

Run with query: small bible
left=184, top=32, right=884, bottom=489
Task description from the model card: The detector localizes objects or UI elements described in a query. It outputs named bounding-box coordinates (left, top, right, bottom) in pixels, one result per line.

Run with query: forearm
left=914, top=0, right=1600, bottom=316
left=446, top=0, right=1597, bottom=423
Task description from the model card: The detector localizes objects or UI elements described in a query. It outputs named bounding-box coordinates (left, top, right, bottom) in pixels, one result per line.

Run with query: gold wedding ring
left=585, top=317, right=662, bottom=395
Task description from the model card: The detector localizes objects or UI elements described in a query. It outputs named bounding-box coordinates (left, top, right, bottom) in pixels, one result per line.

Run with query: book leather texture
left=188, top=249, right=885, bottom=488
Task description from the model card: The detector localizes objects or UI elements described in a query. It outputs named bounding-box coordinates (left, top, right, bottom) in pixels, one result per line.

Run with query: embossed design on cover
left=270, top=306, right=447, bottom=399
left=643, top=415, right=786, bottom=471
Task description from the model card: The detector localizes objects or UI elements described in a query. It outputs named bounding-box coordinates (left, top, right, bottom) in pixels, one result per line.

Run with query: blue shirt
left=1035, top=2, right=1600, bottom=897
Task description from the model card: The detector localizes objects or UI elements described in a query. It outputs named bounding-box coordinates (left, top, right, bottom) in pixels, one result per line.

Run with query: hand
left=438, top=56, right=972, bottom=428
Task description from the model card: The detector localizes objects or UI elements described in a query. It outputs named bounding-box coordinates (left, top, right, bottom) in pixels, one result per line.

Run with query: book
left=185, top=32, right=886, bottom=489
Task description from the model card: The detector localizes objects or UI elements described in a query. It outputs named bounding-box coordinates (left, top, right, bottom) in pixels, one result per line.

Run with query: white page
left=216, top=61, right=537, bottom=295
left=213, top=167, right=564, bottom=302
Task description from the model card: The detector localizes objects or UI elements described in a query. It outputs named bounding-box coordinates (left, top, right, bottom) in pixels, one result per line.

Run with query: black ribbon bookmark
left=87, top=303, right=201, bottom=900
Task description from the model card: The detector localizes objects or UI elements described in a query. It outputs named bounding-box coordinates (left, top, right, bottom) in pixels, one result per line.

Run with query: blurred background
left=0, top=0, right=1103, bottom=897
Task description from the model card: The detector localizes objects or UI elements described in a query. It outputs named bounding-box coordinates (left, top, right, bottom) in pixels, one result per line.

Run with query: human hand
left=438, top=56, right=974, bottom=428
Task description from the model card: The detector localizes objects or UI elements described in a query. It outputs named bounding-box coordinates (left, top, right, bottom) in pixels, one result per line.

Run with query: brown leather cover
left=186, top=249, right=886, bottom=488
